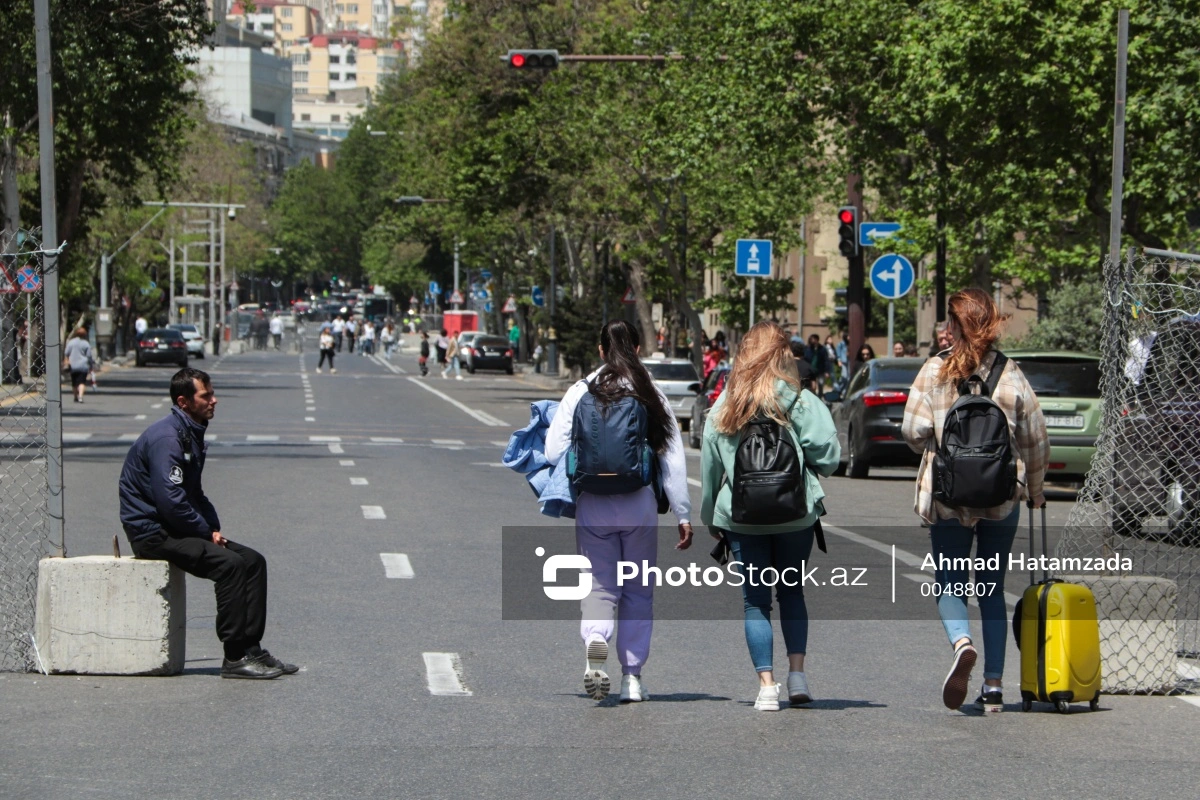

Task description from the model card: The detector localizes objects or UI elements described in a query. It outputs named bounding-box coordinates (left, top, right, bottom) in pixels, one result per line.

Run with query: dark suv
left=1111, top=315, right=1200, bottom=542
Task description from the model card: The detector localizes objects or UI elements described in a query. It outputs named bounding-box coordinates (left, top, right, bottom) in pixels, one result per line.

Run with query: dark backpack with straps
left=567, top=380, right=655, bottom=496
left=730, top=398, right=806, bottom=525
left=933, top=352, right=1017, bottom=508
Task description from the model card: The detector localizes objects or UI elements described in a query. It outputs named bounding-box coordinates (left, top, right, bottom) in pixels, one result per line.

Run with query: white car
left=168, top=324, right=205, bottom=358
left=279, top=311, right=297, bottom=330
left=642, top=357, right=702, bottom=431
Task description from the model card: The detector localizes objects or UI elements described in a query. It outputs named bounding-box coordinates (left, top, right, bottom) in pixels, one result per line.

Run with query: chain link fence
left=0, top=229, right=51, bottom=672
left=1060, top=248, right=1200, bottom=694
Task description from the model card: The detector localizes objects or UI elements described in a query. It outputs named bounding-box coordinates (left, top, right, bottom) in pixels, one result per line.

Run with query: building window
left=294, top=71, right=308, bottom=82
left=281, top=23, right=293, bottom=31
left=335, top=3, right=344, bottom=11
left=301, top=113, right=311, bottom=121
left=345, top=73, right=356, bottom=82
left=330, top=54, right=340, bottom=64
left=331, top=115, right=341, bottom=122
left=291, top=53, right=309, bottom=65
left=281, top=6, right=293, bottom=16
left=346, top=53, right=357, bottom=65
left=262, top=22, right=274, bottom=31
left=346, top=3, right=358, bottom=12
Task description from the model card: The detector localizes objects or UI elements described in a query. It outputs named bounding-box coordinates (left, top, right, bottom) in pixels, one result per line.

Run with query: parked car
left=457, top=331, right=485, bottom=362
left=642, top=358, right=701, bottom=432
left=1005, top=351, right=1101, bottom=483
left=688, top=364, right=731, bottom=448
left=830, top=357, right=925, bottom=478
left=1111, top=315, right=1200, bottom=542
left=278, top=310, right=297, bottom=331
left=167, top=323, right=205, bottom=359
left=463, top=335, right=514, bottom=374
left=135, top=328, right=188, bottom=368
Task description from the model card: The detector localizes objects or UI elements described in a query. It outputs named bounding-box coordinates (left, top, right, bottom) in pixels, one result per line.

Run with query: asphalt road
left=2, top=338, right=1198, bottom=799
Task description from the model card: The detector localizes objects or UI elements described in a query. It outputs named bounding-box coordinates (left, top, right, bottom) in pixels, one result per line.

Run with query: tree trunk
left=626, top=257, right=656, bottom=351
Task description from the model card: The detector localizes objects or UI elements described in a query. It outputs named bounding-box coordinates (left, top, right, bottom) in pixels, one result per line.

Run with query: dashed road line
left=135, top=414, right=147, bottom=421
left=306, top=406, right=316, bottom=412
left=370, top=354, right=407, bottom=375
left=339, top=459, right=355, bottom=466
left=362, top=505, right=386, bottom=520
left=405, top=377, right=506, bottom=427
left=151, top=403, right=163, bottom=409
left=305, top=416, right=316, bottom=422
left=432, top=439, right=465, bottom=446
left=422, top=652, right=472, bottom=696
left=471, top=462, right=508, bottom=468
left=380, top=553, right=414, bottom=579
left=349, top=477, right=368, bottom=485
left=370, top=437, right=404, bottom=443
left=328, top=443, right=344, bottom=454
left=118, top=433, right=138, bottom=442
left=310, top=436, right=342, bottom=443
left=63, top=433, right=92, bottom=442
left=246, top=435, right=279, bottom=442
left=687, top=478, right=702, bottom=488
left=491, top=440, right=510, bottom=448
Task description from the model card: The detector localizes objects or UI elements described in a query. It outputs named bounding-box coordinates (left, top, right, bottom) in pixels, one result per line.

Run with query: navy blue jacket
left=119, top=407, right=221, bottom=543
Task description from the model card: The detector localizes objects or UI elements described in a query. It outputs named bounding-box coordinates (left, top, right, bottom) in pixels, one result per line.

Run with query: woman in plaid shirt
left=902, top=288, right=1048, bottom=712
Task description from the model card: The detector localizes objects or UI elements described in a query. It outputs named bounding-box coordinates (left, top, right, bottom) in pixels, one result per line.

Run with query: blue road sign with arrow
left=735, top=239, right=772, bottom=277
left=869, top=254, right=915, bottom=300
left=531, top=286, right=545, bottom=307
left=859, top=221, right=902, bottom=248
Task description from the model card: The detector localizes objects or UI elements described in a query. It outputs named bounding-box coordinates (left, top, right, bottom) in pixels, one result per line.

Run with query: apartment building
left=286, top=32, right=402, bottom=97
left=227, top=1, right=324, bottom=54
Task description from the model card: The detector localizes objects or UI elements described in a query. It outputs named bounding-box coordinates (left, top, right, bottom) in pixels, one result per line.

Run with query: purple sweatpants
left=575, top=487, right=659, bottom=676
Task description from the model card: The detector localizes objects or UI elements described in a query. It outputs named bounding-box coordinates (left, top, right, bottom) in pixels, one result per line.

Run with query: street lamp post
left=547, top=226, right=558, bottom=376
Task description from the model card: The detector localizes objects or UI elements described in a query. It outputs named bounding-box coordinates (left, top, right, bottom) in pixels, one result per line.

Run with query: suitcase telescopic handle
left=1027, top=502, right=1049, bottom=585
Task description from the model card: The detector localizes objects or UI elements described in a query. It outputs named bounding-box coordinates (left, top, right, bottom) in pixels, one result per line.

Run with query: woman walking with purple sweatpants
left=545, top=320, right=693, bottom=703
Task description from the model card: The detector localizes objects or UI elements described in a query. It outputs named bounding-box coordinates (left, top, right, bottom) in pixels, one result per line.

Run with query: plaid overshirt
left=901, top=350, right=1049, bottom=526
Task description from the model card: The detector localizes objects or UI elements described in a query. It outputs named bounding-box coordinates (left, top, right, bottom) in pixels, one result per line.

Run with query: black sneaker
left=257, top=650, right=299, bottom=675
left=975, top=688, right=1003, bottom=713
left=941, top=642, right=977, bottom=710
left=221, top=654, right=283, bottom=680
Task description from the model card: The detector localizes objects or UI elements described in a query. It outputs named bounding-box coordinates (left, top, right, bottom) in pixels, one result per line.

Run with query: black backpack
left=730, top=397, right=806, bottom=525
left=933, top=352, right=1017, bottom=508
left=567, top=380, right=654, bottom=496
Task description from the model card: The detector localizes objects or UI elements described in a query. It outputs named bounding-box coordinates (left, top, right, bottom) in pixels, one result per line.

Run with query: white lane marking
left=471, top=462, right=508, bottom=468
left=247, top=435, right=279, bottom=442
left=135, top=414, right=147, bottom=421
left=687, top=478, right=702, bottom=488
left=405, top=376, right=506, bottom=427
left=328, top=443, right=344, bottom=454
left=206, top=434, right=217, bottom=441
left=306, top=406, right=316, bottom=412
left=432, top=439, right=465, bottom=446
left=370, top=437, right=405, bottom=443
left=339, top=459, right=355, bottom=466
left=362, top=505, right=386, bottom=520
left=380, top=553, right=414, bottom=579
left=1177, top=662, right=1200, bottom=681
left=1179, top=697, right=1200, bottom=710
left=151, top=403, right=163, bottom=409
left=423, top=652, right=472, bottom=696
left=62, top=433, right=92, bottom=442
left=118, top=433, right=139, bottom=442
left=370, top=354, right=407, bottom=375
left=310, top=436, right=342, bottom=442
left=305, top=417, right=316, bottom=422
left=491, top=440, right=510, bottom=448
left=350, top=477, right=368, bottom=485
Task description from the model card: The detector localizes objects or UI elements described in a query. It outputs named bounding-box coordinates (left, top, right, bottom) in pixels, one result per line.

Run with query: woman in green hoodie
left=700, top=321, right=841, bottom=711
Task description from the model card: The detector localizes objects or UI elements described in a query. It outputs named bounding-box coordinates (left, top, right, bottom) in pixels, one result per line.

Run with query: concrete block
left=34, top=556, right=185, bottom=676
left=1060, top=574, right=1177, bottom=694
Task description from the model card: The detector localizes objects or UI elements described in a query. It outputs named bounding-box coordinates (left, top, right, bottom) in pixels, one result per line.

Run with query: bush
left=1008, top=280, right=1104, bottom=354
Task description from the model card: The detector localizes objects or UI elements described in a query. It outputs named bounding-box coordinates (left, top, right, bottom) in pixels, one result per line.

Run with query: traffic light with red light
left=506, top=49, right=560, bottom=69
left=837, top=206, right=859, bottom=257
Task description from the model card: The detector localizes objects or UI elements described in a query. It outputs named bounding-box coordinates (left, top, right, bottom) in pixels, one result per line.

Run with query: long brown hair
left=712, top=321, right=800, bottom=435
left=938, top=287, right=1009, bottom=385
left=591, top=320, right=675, bottom=454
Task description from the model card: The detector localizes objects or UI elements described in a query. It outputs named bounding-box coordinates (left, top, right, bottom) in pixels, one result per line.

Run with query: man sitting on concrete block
left=119, top=367, right=297, bottom=680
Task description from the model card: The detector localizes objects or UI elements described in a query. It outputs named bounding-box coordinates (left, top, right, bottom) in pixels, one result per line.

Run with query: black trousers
left=318, top=348, right=335, bottom=369
left=132, top=534, right=268, bottom=659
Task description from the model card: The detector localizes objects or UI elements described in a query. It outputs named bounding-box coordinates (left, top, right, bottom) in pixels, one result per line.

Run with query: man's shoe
left=330, top=368, right=337, bottom=374
left=257, top=650, right=299, bottom=675
left=583, top=636, right=610, bottom=701
left=787, top=671, right=813, bottom=705
left=942, top=641, right=977, bottom=710
left=221, top=655, right=282, bottom=680
left=974, top=687, right=1003, bottom=713
left=754, top=682, right=781, bottom=712
left=620, top=674, right=648, bottom=703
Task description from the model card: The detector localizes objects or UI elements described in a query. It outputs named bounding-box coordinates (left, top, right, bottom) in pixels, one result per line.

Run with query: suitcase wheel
left=1022, top=699, right=1033, bottom=712
left=1090, top=697, right=1100, bottom=712
left=1055, top=700, right=1070, bottom=714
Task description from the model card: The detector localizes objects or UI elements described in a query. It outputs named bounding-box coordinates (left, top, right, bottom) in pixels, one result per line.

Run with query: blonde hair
left=938, top=287, right=1009, bottom=385
left=712, top=321, right=800, bottom=435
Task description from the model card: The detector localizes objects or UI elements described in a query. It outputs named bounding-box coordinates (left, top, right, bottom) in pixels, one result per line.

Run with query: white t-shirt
left=269, top=317, right=283, bottom=335
left=332, top=319, right=345, bottom=334
left=362, top=323, right=375, bottom=341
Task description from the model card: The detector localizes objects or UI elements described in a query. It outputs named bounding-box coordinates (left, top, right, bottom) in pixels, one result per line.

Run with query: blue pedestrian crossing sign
left=869, top=254, right=915, bottom=300
left=735, top=239, right=772, bottom=278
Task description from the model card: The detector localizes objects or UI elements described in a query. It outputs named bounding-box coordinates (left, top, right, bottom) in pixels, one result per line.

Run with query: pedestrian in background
left=700, top=321, right=840, bottom=711
left=856, top=343, right=876, bottom=373
left=381, top=321, right=397, bottom=360
left=835, top=333, right=850, bottom=393
left=803, top=333, right=830, bottom=388
left=435, top=329, right=448, bottom=368
left=344, top=317, right=358, bottom=355
left=902, top=287, right=1048, bottom=712
left=532, top=342, right=544, bottom=374
left=332, top=315, right=345, bottom=352
left=360, top=319, right=376, bottom=356
left=442, top=331, right=461, bottom=380
left=508, top=320, right=520, bottom=360
left=269, top=313, right=284, bottom=351
left=892, top=341, right=906, bottom=358
left=544, top=319, right=693, bottom=703
left=317, top=328, right=336, bottom=374
left=418, top=331, right=430, bottom=376
left=64, top=327, right=95, bottom=404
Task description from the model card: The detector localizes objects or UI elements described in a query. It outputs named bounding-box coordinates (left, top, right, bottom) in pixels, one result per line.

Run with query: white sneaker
left=583, top=636, right=610, bottom=701
left=754, top=683, right=781, bottom=712
left=315, top=367, right=322, bottom=373
left=620, top=674, right=648, bottom=703
left=456, top=375, right=463, bottom=380
left=787, top=671, right=812, bottom=705
left=330, top=368, right=337, bottom=374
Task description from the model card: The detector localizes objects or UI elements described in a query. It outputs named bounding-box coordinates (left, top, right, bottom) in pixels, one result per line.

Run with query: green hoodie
left=699, top=380, right=841, bottom=534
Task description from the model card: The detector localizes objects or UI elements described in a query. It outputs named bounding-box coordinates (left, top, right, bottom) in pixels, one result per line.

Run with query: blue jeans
left=929, top=506, right=1020, bottom=680
left=727, top=528, right=815, bottom=673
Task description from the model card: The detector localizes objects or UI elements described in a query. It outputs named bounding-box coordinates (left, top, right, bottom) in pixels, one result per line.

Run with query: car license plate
left=1045, top=414, right=1084, bottom=429
left=157, top=343, right=168, bottom=350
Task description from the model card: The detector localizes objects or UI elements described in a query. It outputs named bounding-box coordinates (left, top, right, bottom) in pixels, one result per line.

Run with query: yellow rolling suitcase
left=1018, top=505, right=1102, bottom=713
